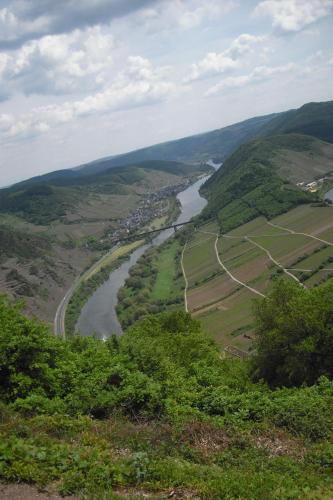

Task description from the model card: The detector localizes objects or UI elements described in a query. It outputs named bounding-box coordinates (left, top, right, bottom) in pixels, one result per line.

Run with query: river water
left=325, top=187, right=333, bottom=202
left=76, top=174, right=210, bottom=338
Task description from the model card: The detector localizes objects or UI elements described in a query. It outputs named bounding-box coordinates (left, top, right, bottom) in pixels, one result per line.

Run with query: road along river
left=76, top=175, right=210, bottom=339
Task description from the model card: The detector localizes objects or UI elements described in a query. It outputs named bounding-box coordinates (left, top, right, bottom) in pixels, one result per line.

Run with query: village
left=297, top=172, right=333, bottom=193
left=108, top=180, right=191, bottom=243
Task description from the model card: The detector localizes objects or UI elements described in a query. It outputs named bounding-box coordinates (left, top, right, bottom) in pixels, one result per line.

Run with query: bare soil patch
left=0, top=484, right=76, bottom=500
left=187, top=274, right=237, bottom=311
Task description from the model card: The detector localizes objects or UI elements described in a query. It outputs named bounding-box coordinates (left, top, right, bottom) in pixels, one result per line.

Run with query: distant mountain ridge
left=260, top=101, right=333, bottom=143
left=75, top=113, right=279, bottom=176
left=2, top=99, right=332, bottom=215
left=0, top=160, right=208, bottom=224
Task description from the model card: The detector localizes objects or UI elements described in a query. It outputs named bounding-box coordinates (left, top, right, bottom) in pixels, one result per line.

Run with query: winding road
left=54, top=245, right=118, bottom=337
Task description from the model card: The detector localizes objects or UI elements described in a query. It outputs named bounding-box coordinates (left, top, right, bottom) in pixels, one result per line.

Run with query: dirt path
left=181, top=241, right=189, bottom=313
left=197, top=230, right=266, bottom=298
left=266, top=221, right=333, bottom=246
left=189, top=218, right=332, bottom=307
left=214, top=235, right=266, bottom=297
left=245, top=236, right=305, bottom=287
left=0, top=484, right=75, bottom=499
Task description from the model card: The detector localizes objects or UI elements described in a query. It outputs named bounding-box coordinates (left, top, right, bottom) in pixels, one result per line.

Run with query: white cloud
left=0, top=1, right=158, bottom=48
left=177, top=1, right=235, bottom=29
left=0, top=56, right=180, bottom=142
left=138, top=0, right=236, bottom=33
left=187, top=53, right=239, bottom=82
left=206, top=62, right=296, bottom=95
left=0, top=6, right=49, bottom=46
left=186, top=33, right=265, bottom=82
left=227, top=33, right=265, bottom=58
left=0, top=26, right=115, bottom=96
left=254, top=0, right=333, bottom=32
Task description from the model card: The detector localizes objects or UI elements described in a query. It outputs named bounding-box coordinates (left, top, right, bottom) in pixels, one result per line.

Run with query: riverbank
left=64, top=240, right=144, bottom=336
left=116, top=235, right=185, bottom=329
left=75, top=174, right=210, bottom=338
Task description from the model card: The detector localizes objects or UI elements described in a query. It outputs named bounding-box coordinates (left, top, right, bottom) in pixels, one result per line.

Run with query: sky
left=0, top=0, right=333, bottom=186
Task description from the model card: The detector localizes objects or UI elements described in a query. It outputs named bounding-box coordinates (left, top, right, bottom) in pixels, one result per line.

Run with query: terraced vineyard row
left=182, top=204, right=333, bottom=351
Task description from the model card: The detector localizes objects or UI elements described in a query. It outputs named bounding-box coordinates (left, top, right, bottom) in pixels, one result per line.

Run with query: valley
left=1, top=98, right=333, bottom=499
left=1, top=100, right=332, bottom=352
left=0, top=162, right=210, bottom=324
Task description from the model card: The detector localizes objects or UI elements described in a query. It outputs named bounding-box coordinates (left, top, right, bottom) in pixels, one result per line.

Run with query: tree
left=251, top=280, right=333, bottom=387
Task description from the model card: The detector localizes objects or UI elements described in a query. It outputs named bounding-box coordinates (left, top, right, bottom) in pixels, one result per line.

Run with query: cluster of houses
left=296, top=174, right=333, bottom=193
left=108, top=181, right=190, bottom=243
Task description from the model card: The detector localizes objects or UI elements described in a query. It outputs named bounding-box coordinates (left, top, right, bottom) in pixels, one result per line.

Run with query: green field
left=117, top=237, right=184, bottom=328
left=151, top=240, right=182, bottom=301
left=183, top=205, right=333, bottom=351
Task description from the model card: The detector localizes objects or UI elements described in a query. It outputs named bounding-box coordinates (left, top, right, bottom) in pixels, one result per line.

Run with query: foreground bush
left=251, top=280, right=333, bottom=387
left=1, top=289, right=333, bottom=496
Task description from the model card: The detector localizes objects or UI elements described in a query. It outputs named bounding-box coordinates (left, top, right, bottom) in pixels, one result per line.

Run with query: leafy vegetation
left=201, top=135, right=315, bottom=232
left=1, top=280, right=333, bottom=496
left=117, top=238, right=184, bottom=329
left=261, top=100, right=333, bottom=143
left=0, top=224, right=50, bottom=263
left=251, top=279, right=333, bottom=387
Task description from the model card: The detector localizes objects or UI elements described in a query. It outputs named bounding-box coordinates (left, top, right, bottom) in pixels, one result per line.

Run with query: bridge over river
left=116, top=220, right=194, bottom=243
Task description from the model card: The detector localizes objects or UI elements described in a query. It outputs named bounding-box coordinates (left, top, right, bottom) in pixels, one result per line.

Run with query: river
left=325, top=187, right=333, bottom=202
left=76, top=174, right=211, bottom=338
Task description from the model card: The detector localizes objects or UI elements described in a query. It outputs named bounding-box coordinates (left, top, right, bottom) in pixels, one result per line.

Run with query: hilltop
left=46, top=99, right=333, bottom=178
left=201, top=133, right=333, bottom=232
left=0, top=160, right=207, bottom=225
left=260, top=100, right=333, bottom=143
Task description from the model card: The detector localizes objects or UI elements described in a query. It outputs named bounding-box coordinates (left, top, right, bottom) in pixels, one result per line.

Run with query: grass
left=273, top=204, right=333, bottom=234
left=84, top=240, right=144, bottom=281
left=253, top=234, right=320, bottom=263
left=183, top=205, right=333, bottom=350
left=183, top=237, right=220, bottom=288
left=198, top=288, right=256, bottom=350
left=222, top=243, right=263, bottom=270
left=2, top=408, right=333, bottom=499
left=151, top=240, right=181, bottom=301
left=116, top=237, right=184, bottom=329
left=182, top=221, right=219, bottom=288
left=290, top=245, right=333, bottom=270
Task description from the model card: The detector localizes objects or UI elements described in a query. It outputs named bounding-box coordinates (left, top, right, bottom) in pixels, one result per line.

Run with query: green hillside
left=0, top=161, right=208, bottom=224
left=0, top=225, right=50, bottom=262
left=73, top=99, right=333, bottom=177
left=1, top=281, right=333, bottom=497
left=260, top=100, right=333, bottom=143
left=201, top=134, right=317, bottom=232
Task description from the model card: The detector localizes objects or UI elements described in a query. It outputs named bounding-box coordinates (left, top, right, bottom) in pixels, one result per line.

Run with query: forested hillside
left=261, top=101, right=333, bottom=143
left=200, top=135, right=317, bottom=232
left=0, top=161, right=207, bottom=224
